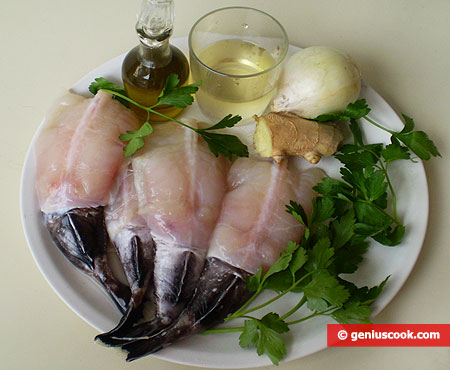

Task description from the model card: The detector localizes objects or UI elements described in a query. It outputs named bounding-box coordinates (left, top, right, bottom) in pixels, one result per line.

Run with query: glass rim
left=188, top=7, right=289, bottom=79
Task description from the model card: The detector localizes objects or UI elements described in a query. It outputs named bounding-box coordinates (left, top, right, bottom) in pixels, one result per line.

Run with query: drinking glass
left=188, top=7, right=289, bottom=122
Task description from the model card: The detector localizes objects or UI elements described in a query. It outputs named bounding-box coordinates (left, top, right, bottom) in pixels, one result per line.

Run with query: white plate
left=20, top=37, right=429, bottom=368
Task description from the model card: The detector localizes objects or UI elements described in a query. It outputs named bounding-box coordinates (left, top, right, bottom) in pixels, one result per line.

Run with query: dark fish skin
left=97, top=245, right=207, bottom=347
left=43, top=206, right=130, bottom=313
left=153, top=244, right=207, bottom=325
left=96, top=313, right=158, bottom=347
left=95, top=300, right=147, bottom=346
left=118, top=257, right=252, bottom=361
left=95, top=229, right=155, bottom=343
left=116, top=230, right=154, bottom=305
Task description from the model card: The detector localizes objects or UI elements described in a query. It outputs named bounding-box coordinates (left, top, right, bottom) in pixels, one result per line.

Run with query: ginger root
left=253, top=112, right=344, bottom=164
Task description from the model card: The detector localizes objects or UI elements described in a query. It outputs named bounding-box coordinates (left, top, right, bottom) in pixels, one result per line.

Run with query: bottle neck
left=135, top=0, right=174, bottom=67
left=137, top=38, right=172, bottom=68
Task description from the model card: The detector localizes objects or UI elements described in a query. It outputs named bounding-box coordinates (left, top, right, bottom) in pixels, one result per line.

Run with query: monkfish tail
left=153, top=242, right=207, bottom=326
left=96, top=228, right=155, bottom=345
left=121, top=257, right=251, bottom=361
left=43, top=206, right=130, bottom=313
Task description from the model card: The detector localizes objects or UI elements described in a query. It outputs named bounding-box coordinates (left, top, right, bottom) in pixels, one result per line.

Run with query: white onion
left=271, top=46, right=361, bottom=119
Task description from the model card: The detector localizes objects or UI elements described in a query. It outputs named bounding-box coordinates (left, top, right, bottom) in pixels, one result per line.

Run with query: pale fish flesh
left=36, top=91, right=140, bottom=312
left=120, top=158, right=324, bottom=360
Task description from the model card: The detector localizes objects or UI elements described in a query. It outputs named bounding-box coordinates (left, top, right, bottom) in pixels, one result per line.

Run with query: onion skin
left=271, top=46, right=361, bottom=119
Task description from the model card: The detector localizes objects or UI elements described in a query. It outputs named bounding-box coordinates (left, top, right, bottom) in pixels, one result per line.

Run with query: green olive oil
left=122, top=0, right=189, bottom=122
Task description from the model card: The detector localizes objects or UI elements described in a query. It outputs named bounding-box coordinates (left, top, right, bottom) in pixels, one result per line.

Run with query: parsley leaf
left=314, top=112, right=348, bottom=123
left=156, top=74, right=202, bottom=108
left=199, top=131, right=249, bottom=160
left=372, top=224, right=405, bottom=246
left=286, top=200, right=309, bottom=227
left=340, top=276, right=390, bottom=306
left=261, top=313, right=290, bottom=334
left=88, top=77, right=129, bottom=107
left=400, top=113, right=415, bottom=133
left=263, top=244, right=307, bottom=293
left=286, top=198, right=334, bottom=241
left=354, top=201, right=391, bottom=228
left=336, top=144, right=382, bottom=170
left=315, top=99, right=370, bottom=122
left=119, top=122, right=153, bottom=157
left=263, top=241, right=298, bottom=282
left=333, top=237, right=368, bottom=274
left=247, top=267, right=263, bottom=292
left=393, top=130, right=441, bottom=160
left=263, top=270, right=294, bottom=292
left=344, top=99, right=371, bottom=119
left=349, top=118, right=364, bottom=146
left=305, top=238, right=334, bottom=272
left=310, top=197, right=335, bottom=227
left=263, top=242, right=299, bottom=280
left=239, top=314, right=289, bottom=365
left=289, top=247, right=308, bottom=275
left=89, top=77, right=126, bottom=96
left=201, top=114, right=243, bottom=131
left=159, top=73, right=180, bottom=96
left=302, top=270, right=350, bottom=311
left=331, top=300, right=372, bottom=324
left=314, top=177, right=352, bottom=199
left=247, top=241, right=300, bottom=293
left=381, top=142, right=411, bottom=163
left=330, top=209, right=355, bottom=250
left=366, top=170, right=388, bottom=202
left=194, top=114, right=248, bottom=160
left=239, top=319, right=259, bottom=348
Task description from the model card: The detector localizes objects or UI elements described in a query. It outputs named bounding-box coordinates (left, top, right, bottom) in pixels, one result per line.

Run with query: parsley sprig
left=204, top=197, right=390, bottom=365
left=204, top=99, right=439, bottom=365
left=88, top=75, right=248, bottom=160
left=315, top=99, right=441, bottom=161
left=313, top=98, right=440, bottom=245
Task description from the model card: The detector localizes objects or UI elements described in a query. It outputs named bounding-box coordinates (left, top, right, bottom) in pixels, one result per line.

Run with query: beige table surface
left=2, top=0, right=449, bottom=369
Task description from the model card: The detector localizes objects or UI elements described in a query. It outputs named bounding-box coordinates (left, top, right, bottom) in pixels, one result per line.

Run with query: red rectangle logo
left=327, top=324, right=450, bottom=347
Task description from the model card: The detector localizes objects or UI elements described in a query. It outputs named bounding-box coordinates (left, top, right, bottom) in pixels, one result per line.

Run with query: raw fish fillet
left=120, top=158, right=324, bottom=360
left=130, top=121, right=228, bottom=325
left=105, top=162, right=154, bottom=304
left=208, top=158, right=319, bottom=274
left=35, top=91, right=140, bottom=312
left=101, top=162, right=155, bottom=336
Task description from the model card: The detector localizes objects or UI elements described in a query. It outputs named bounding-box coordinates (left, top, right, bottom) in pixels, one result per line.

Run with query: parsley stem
left=226, top=271, right=315, bottom=322
left=286, top=307, right=335, bottom=326
left=202, top=305, right=337, bottom=336
left=224, top=287, right=263, bottom=322
left=239, top=290, right=289, bottom=317
left=363, top=116, right=395, bottom=135
left=377, top=160, right=399, bottom=223
left=146, top=108, right=196, bottom=130
left=281, top=296, right=307, bottom=320
left=102, top=89, right=149, bottom=111
left=202, top=326, right=244, bottom=334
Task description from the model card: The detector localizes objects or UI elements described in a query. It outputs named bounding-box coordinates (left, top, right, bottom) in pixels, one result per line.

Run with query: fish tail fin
left=121, top=257, right=251, bottom=360
left=43, top=207, right=130, bottom=312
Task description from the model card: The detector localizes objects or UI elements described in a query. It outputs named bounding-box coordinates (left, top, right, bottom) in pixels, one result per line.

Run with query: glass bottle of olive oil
left=122, top=0, right=189, bottom=122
